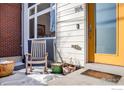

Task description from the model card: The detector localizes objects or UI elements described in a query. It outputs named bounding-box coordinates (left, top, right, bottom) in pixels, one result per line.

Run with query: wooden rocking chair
left=25, top=40, right=48, bottom=74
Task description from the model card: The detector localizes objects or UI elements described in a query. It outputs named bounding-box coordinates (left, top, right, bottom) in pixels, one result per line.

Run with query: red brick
left=0, top=4, right=21, bottom=57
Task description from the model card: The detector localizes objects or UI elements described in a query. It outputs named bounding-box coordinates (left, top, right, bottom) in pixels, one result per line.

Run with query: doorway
left=88, top=3, right=124, bottom=66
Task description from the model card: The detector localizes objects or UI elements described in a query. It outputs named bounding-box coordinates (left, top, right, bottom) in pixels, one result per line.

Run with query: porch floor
left=1, top=63, right=124, bottom=85
left=48, top=63, right=124, bottom=85
left=0, top=67, right=64, bottom=85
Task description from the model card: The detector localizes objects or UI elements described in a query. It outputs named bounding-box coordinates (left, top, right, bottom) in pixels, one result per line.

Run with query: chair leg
left=30, top=64, right=32, bottom=72
left=25, top=62, right=29, bottom=75
left=44, top=62, right=48, bottom=73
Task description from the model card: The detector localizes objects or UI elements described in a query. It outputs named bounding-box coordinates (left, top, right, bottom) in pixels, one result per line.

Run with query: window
left=37, top=12, right=50, bottom=38
left=37, top=3, right=50, bottom=13
left=28, top=3, right=56, bottom=39
left=28, top=3, right=35, bottom=8
left=95, top=4, right=116, bottom=54
left=29, top=7, right=35, bottom=16
left=29, top=18, right=35, bottom=38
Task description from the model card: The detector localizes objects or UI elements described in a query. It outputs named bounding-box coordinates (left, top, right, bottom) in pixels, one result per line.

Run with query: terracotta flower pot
left=0, top=61, right=15, bottom=77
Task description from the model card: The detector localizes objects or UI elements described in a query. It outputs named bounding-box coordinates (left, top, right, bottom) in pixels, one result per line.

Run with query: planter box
left=62, top=63, right=76, bottom=75
left=51, top=62, right=76, bottom=75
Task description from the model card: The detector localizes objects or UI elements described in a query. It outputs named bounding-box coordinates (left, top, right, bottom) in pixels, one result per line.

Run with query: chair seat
left=27, top=60, right=46, bottom=64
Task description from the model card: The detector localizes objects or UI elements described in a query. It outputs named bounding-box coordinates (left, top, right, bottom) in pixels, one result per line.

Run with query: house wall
left=0, top=4, right=21, bottom=58
left=56, top=3, right=86, bottom=66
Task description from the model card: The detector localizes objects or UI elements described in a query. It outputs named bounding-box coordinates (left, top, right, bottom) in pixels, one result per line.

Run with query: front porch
left=1, top=63, right=124, bottom=85
left=1, top=3, right=124, bottom=86
left=48, top=63, right=124, bottom=85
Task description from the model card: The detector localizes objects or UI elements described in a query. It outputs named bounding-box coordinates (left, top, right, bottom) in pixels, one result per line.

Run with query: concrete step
left=85, top=63, right=124, bottom=76
left=14, top=62, right=25, bottom=71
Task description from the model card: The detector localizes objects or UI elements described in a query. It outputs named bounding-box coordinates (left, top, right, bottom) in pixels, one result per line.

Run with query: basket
left=0, top=61, right=15, bottom=77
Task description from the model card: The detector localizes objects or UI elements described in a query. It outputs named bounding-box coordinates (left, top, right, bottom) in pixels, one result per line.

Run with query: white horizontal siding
left=57, top=21, right=83, bottom=27
left=57, top=22, right=84, bottom=30
left=57, top=47, right=85, bottom=54
left=56, top=42, right=85, bottom=48
left=57, top=5, right=84, bottom=18
left=56, top=36, right=85, bottom=42
left=57, top=12, right=84, bottom=22
left=57, top=3, right=83, bottom=12
left=57, top=3, right=70, bottom=8
left=56, top=30, right=85, bottom=37
left=56, top=53, right=85, bottom=66
left=56, top=3, right=86, bottom=66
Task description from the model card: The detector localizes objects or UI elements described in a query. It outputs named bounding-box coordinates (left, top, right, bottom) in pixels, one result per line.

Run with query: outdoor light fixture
left=76, top=24, right=80, bottom=29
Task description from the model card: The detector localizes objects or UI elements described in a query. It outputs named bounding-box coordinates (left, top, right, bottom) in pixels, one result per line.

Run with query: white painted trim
left=24, top=3, right=29, bottom=54
left=29, top=15, right=35, bottom=19
left=54, top=4, right=57, bottom=62
left=28, top=37, right=56, bottom=40
left=28, top=3, right=40, bottom=10
left=84, top=4, right=88, bottom=67
left=28, top=4, right=35, bottom=10
left=21, top=4, right=24, bottom=56
left=53, top=14, right=57, bottom=63
left=27, top=4, right=30, bottom=40
left=86, top=4, right=89, bottom=65
left=28, top=3, right=56, bottom=40
left=36, top=8, right=51, bottom=17
left=34, top=5, right=37, bottom=39
left=54, top=4, right=57, bottom=41
left=28, top=4, right=51, bottom=40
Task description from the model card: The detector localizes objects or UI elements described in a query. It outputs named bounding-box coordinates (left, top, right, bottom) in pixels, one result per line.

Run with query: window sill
left=28, top=37, right=56, bottom=40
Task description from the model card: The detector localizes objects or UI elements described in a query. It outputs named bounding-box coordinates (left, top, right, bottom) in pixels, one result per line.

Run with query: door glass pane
left=29, top=8, right=35, bottom=16
left=29, top=18, right=35, bottom=38
left=95, top=4, right=116, bottom=54
left=37, top=3, right=50, bottom=13
left=28, top=3, right=35, bottom=8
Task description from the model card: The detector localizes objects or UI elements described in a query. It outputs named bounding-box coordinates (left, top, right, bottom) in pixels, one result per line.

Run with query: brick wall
left=0, top=4, right=21, bottom=57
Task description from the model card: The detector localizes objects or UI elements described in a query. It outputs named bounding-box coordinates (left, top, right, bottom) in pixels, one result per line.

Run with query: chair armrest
left=25, top=53, right=31, bottom=61
left=25, top=53, right=31, bottom=56
left=45, top=52, right=48, bottom=60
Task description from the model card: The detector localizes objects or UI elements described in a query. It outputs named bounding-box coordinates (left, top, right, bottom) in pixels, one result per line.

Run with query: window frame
left=28, top=3, right=56, bottom=40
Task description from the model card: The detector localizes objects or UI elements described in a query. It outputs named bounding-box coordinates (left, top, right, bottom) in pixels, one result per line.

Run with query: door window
left=95, top=4, right=116, bottom=54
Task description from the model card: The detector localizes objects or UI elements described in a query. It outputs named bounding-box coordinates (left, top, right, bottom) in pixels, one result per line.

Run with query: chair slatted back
left=31, top=40, right=46, bottom=60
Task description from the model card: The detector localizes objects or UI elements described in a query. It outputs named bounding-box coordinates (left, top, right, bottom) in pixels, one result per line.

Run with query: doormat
left=81, top=69, right=122, bottom=83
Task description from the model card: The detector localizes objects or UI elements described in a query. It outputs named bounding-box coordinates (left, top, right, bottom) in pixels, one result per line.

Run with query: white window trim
left=28, top=3, right=56, bottom=40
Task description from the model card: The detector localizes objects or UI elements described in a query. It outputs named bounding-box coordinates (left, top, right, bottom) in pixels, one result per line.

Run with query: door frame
left=86, top=3, right=124, bottom=66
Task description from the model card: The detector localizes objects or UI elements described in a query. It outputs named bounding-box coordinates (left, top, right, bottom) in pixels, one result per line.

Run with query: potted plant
left=51, top=62, right=63, bottom=74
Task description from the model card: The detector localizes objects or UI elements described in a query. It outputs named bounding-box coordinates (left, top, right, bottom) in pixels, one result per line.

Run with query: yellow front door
left=88, top=3, right=124, bottom=66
